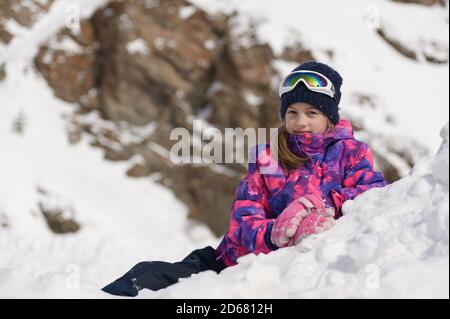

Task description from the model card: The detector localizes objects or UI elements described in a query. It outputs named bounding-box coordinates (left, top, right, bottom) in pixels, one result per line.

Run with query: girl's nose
left=296, top=114, right=309, bottom=127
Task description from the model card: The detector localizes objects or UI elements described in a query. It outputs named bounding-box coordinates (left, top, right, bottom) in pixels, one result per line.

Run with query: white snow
left=126, top=38, right=150, bottom=56
left=204, top=39, right=216, bottom=50
left=0, top=59, right=218, bottom=298
left=154, top=37, right=177, bottom=50
left=0, top=0, right=110, bottom=66
left=244, top=90, right=264, bottom=107
left=3, top=18, right=30, bottom=39
left=179, top=6, right=197, bottom=20
left=47, top=35, right=84, bottom=54
left=0, top=0, right=448, bottom=298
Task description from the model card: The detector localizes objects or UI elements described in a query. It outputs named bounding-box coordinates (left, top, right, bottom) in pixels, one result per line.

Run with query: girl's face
left=284, top=103, right=331, bottom=135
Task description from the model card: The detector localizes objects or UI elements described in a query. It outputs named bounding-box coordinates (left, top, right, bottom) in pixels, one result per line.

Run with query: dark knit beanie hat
left=279, top=61, right=343, bottom=124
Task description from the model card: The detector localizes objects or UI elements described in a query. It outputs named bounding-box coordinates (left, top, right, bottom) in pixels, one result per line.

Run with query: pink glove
left=287, top=207, right=335, bottom=246
left=271, top=193, right=325, bottom=248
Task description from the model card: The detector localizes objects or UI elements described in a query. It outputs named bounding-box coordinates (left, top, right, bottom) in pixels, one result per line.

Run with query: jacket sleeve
left=216, top=147, right=279, bottom=267
left=329, top=144, right=388, bottom=218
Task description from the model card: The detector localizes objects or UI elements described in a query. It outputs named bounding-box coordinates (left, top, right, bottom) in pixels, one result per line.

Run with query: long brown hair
left=277, top=125, right=309, bottom=171
left=276, top=120, right=335, bottom=171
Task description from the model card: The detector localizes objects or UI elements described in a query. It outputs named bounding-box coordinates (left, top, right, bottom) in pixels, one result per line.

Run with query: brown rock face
left=31, top=0, right=278, bottom=235
left=91, top=0, right=223, bottom=126
left=36, top=186, right=81, bottom=235
left=39, top=202, right=81, bottom=234
left=35, top=21, right=99, bottom=111
left=0, top=63, right=6, bottom=81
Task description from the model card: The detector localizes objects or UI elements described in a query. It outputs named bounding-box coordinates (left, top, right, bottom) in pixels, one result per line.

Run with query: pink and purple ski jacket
left=215, top=119, right=388, bottom=267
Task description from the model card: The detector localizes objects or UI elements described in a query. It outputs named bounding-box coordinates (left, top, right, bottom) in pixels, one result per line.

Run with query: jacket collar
left=287, top=119, right=354, bottom=158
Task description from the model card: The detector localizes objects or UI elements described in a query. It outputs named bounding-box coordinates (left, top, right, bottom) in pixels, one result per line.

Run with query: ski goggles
left=279, top=70, right=336, bottom=99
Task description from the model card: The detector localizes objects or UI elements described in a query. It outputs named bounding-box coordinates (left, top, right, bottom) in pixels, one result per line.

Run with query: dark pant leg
left=101, top=246, right=226, bottom=297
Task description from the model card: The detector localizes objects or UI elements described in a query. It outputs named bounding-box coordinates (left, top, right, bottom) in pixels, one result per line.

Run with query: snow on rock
left=126, top=38, right=150, bottom=56
left=0, top=0, right=110, bottom=66
left=157, top=122, right=449, bottom=299
left=179, top=5, right=197, bottom=20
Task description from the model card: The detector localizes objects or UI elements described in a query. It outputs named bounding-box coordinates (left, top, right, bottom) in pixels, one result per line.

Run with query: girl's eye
left=308, top=111, right=318, bottom=116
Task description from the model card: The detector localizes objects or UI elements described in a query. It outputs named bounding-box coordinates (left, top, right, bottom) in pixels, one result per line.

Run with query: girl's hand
left=287, top=207, right=335, bottom=247
left=271, top=193, right=326, bottom=248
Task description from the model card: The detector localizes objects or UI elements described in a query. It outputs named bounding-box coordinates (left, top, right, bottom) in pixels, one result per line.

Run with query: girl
left=102, top=61, right=387, bottom=296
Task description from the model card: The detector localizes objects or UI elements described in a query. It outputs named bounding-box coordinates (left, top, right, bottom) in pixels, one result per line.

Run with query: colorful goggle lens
left=281, top=72, right=328, bottom=89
